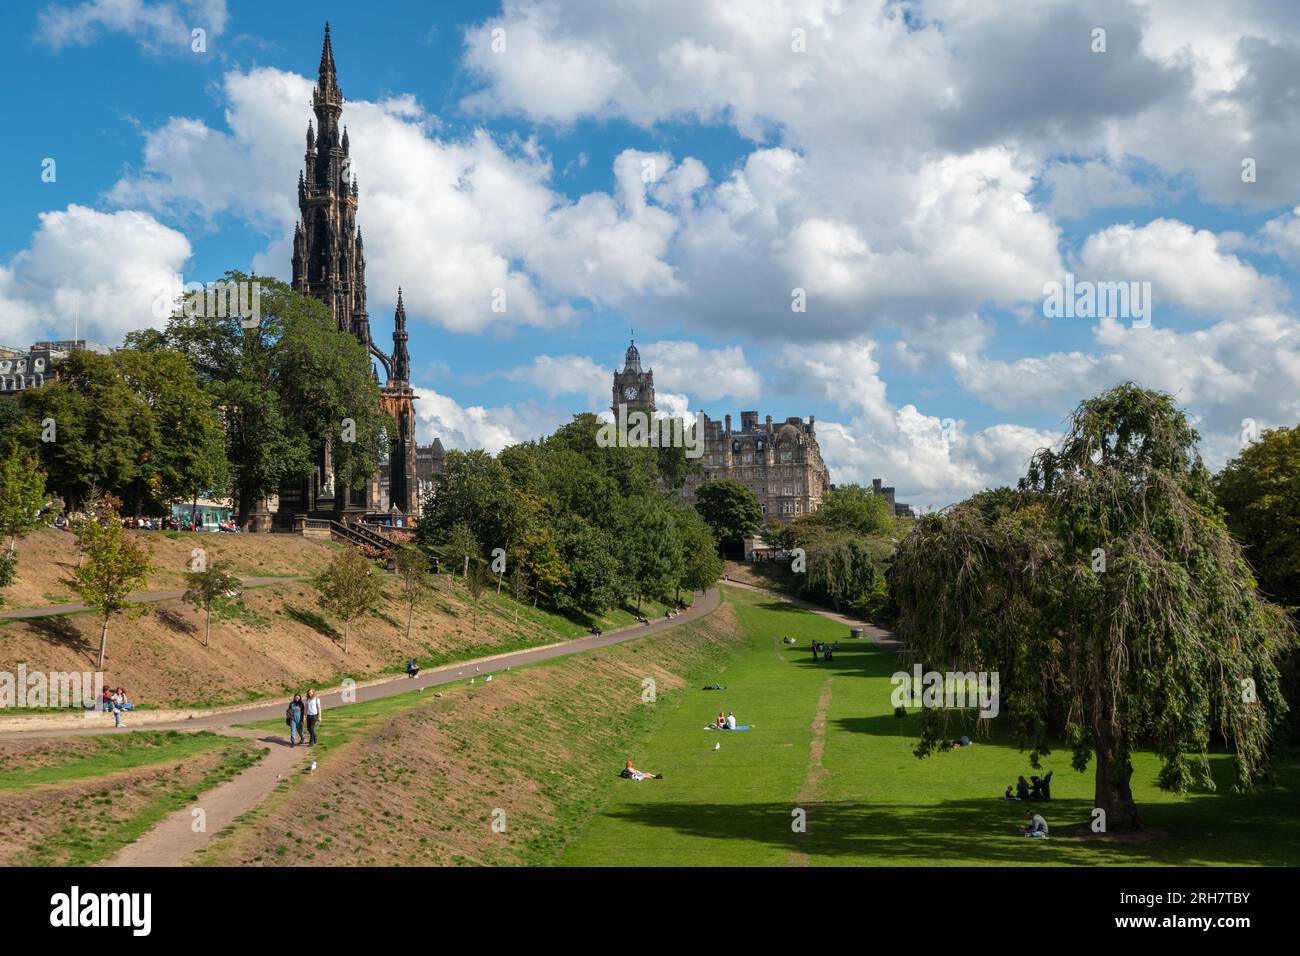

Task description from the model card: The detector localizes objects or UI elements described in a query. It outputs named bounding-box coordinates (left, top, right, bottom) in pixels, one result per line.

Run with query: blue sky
left=4, top=0, right=1300, bottom=509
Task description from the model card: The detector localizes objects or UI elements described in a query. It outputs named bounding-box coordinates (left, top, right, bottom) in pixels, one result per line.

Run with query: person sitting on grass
left=1016, top=775, right=1031, bottom=800
left=620, top=759, right=663, bottom=781
left=406, top=659, right=420, bottom=678
left=1029, top=775, right=1046, bottom=800
left=1003, top=785, right=1015, bottom=800
left=1020, top=811, right=1049, bottom=838
left=726, top=711, right=737, bottom=730
left=714, top=711, right=727, bottom=729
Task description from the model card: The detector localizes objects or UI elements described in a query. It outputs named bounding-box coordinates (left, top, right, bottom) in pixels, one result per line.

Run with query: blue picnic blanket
left=704, top=725, right=753, bottom=731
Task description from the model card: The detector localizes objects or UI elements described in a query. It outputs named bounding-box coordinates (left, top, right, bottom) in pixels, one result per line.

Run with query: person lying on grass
left=1019, top=811, right=1049, bottom=838
left=620, top=759, right=663, bottom=781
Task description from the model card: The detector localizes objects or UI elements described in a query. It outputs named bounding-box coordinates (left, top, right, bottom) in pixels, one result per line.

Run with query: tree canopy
left=890, top=384, right=1295, bottom=830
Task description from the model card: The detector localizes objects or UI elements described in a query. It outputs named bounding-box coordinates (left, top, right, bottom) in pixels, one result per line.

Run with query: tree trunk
left=237, top=483, right=252, bottom=528
left=134, top=481, right=143, bottom=520
left=204, top=604, right=212, bottom=647
left=1093, top=720, right=1141, bottom=831
left=97, top=616, right=109, bottom=669
left=462, top=555, right=469, bottom=578
left=343, top=619, right=350, bottom=655
left=406, top=599, right=414, bottom=643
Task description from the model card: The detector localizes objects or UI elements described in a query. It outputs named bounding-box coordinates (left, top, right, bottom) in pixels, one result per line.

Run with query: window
left=781, top=449, right=792, bottom=462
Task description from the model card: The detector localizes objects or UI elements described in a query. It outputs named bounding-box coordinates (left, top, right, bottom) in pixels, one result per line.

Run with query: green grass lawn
left=0, top=731, right=238, bottom=790
left=560, top=588, right=1300, bottom=866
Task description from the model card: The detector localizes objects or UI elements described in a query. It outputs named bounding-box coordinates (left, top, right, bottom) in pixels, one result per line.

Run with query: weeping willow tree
left=890, top=384, right=1294, bottom=830
left=803, top=537, right=880, bottom=613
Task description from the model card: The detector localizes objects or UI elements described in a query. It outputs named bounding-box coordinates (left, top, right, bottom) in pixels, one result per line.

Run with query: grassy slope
left=560, top=588, right=1300, bottom=866
left=0, top=528, right=691, bottom=710
left=197, top=597, right=744, bottom=867
left=0, top=734, right=264, bottom=866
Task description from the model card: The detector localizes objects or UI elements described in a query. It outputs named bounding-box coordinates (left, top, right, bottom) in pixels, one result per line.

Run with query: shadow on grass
left=25, top=615, right=92, bottom=659
left=595, top=790, right=1300, bottom=865
left=153, top=605, right=198, bottom=637
left=284, top=605, right=339, bottom=640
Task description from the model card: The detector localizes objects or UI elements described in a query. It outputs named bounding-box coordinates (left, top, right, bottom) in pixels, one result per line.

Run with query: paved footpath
left=90, top=587, right=721, bottom=866
left=0, top=576, right=302, bottom=621
left=0, top=587, right=721, bottom=742
left=719, top=578, right=903, bottom=652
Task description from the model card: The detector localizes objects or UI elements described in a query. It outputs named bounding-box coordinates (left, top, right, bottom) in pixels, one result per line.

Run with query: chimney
left=725, top=414, right=732, bottom=434
left=741, top=411, right=758, bottom=431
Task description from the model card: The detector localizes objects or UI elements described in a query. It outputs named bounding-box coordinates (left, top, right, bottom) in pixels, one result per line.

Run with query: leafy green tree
left=393, top=546, right=431, bottom=642
left=762, top=519, right=797, bottom=552
left=806, top=483, right=894, bottom=536
left=159, top=273, right=389, bottom=525
left=668, top=500, right=721, bottom=601
left=442, top=521, right=482, bottom=578
left=314, top=547, right=384, bottom=654
left=182, top=559, right=243, bottom=648
left=621, top=496, right=682, bottom=611
left=509, top=561, right=531, bottom=625
left=113, top=348, right=228, bottom=517
left=15, top=350, right=152, bottom=512
left=515, top=523, right=568, bottom=606
left=891, top=384, right=1295, bottom=830
left=415, top=449, right=525, bottom=556
left=694, top=478, right=763, bottom=554
left=802, top=536, right=880, bottom=613
left=1216, top=426, right=1300, bottom=612
left=0, top=443, right=54, bottom=560
left=68, top=494, right=154, bottom=668
left=553, top=514, right=621, bottom=613
left=466, top=559, right=490, bottom=622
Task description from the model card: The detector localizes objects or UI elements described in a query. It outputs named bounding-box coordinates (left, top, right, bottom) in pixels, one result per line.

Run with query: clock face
left=623, top=386, right=638, bottom=400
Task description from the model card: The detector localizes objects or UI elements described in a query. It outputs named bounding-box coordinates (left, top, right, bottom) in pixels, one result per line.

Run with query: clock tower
left=612, top=337, right=655, bottom=414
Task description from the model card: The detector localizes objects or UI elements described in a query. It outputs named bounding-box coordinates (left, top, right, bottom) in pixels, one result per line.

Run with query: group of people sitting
left=1003, top=771, right=1053, bottom=801
left=810, top=640, right=839, bottom=662
left=710, top=710, right=740, bottom=730
left=663, top=603, right=687, bottom=619
left=100, top=687, right=134, bottom=727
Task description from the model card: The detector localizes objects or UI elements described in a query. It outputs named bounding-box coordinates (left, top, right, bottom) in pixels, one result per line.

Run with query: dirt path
left=18, top=588, right=722, bottom=866
left=788, top=677, right=834, bottom=867
left=0, top=576, right=302, bottom=620
left=101, top=730, right=308, bottom=867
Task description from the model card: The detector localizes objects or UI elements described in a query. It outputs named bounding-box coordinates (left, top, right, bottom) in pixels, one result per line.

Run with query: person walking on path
left=286, top=693, right=305, bottom=747
left=305, top=688, right=323, bottom=746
